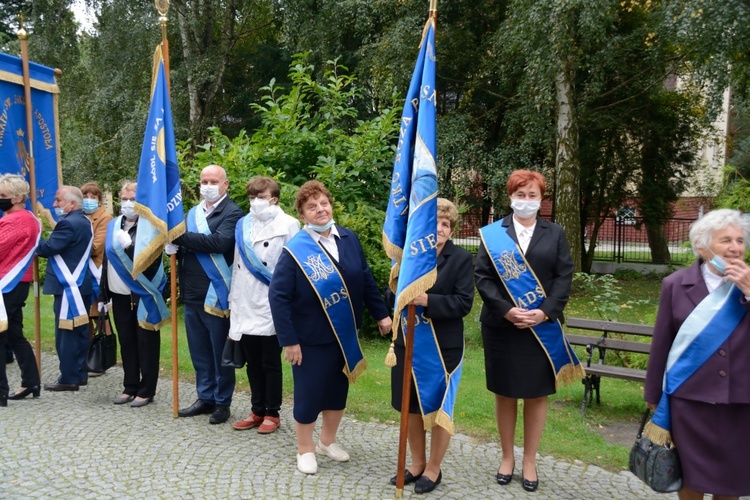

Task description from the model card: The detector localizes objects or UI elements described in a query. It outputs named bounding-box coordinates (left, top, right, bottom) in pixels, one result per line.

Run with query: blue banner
left=384, top=19, right=439, bottom=319
left=132, top=46, right=185, bottom=277
left=0, top=51, right=61, bottom=225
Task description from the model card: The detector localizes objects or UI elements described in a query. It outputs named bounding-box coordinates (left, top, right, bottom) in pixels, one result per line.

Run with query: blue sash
left=235, top=214, right=272, bottom=286
left=187, top=206, right=232, bottom=317
left=479, top=221, right=584, bottom=387
left=406, top=308, right=463, bottom=435
left=0, top=215, right=41, bottom=332
left=284, top=230, right=366, bottom=383
left=105, top=217, right=170, bottom=331
left=48, top=229, right=93, bottom=329
left=89, top=259, right=102, bottom=308
left=645, top=281, right=745, bottom=445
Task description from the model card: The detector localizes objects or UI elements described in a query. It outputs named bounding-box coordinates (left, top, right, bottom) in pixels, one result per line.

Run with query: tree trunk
left=554, top=57, right=582, bottom=272
left=645, top=220, right=671, bottom=263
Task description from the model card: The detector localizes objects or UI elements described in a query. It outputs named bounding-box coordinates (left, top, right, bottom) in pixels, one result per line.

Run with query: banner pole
left=155, top=0, right=179, bottom=418
left=395, top=305, right=417, bottom=498
left=17, top=21, right=43, bottom=379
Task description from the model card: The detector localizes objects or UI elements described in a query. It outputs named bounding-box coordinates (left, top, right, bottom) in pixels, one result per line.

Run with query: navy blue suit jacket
left=269, top=226, right=389, bottom=347
left=37, top=209, right=94, bottom=296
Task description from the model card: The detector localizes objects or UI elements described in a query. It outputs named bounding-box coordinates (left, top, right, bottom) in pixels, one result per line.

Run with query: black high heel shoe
left=522, top=467, right=539, bottom=492
left=8, top=385, right=41, bottom=400
left=496, top=465, right=514, bottom=485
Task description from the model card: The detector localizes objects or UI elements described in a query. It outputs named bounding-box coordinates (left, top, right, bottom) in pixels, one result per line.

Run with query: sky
left=71, top=0, right=96, bottom=32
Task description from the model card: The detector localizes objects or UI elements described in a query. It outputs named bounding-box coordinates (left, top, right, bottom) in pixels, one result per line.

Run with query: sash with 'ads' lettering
left=284, top=229, right=365, bottom=383
left=0, top=52, right=61, bottom=225
left=479, top=220, right=584, bottom=387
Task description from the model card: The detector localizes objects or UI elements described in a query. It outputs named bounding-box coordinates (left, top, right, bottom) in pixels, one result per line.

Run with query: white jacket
left=228, top=208, right=300, bottom=339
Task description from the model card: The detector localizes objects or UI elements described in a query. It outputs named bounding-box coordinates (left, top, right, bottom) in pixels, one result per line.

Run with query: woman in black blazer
left=475, top=170, right=577, bottom=492
left=389, top=198, right=474, bottom=494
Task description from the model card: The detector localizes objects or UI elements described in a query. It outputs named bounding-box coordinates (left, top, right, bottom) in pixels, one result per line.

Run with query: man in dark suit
left=166, top=165, right=243, bottom=424
left=37, top=186, right=94, bottom=391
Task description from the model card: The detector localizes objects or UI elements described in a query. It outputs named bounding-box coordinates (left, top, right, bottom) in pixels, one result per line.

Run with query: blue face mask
left=709, top=252, right=728, bottom=275
left=307, top=219, right=335, bottom=233
left=82, top=199, right=99, bottom=214
left=55, top=207, right=66, bottom=218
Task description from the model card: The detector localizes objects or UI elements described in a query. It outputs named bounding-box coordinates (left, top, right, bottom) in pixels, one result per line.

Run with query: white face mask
left=121, top=200, right=136, bottom=219
left=200, top=184, right=221, bottom=203
left=250, top=198, right=278, bottom=221
left=510, top=199, right=540, bottom=219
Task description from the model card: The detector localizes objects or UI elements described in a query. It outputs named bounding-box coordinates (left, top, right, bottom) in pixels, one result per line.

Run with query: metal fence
left=452, top=207, right=695, bottom=265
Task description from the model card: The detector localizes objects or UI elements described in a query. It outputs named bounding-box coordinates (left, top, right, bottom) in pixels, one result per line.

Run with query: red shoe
left=257, top=416, right=280, bottom=434
left=232, top=413, right=263, bottom=430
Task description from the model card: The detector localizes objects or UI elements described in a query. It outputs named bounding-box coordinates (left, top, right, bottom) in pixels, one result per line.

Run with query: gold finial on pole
left=18, top=13, right=28, bottom=39
left=155, top=0, right=170, bottom=20
left=430, top=0, right=437, bottom=13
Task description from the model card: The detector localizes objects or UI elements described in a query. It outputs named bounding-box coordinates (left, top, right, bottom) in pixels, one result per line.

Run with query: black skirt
left=481, top=323, right=555, bottom=398
left=391, top=343, right=463, bottom=413
left=291, top=342, right=349, bottom=424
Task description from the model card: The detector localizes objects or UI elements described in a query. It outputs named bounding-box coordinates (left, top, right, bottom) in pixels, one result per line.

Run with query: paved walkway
left=2, top=354, right=671, bottom=499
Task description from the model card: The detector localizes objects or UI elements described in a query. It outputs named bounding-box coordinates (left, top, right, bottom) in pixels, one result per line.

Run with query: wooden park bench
left=564, top=317, right=654, bottom=415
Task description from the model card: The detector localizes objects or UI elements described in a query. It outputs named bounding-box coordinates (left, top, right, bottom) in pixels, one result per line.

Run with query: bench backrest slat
left=565, top=317, right=654, bottom=337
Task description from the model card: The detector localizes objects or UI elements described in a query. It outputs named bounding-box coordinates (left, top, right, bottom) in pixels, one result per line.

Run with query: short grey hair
left=121, top=180, right=137, bottom=193
left=0, top=174, right=30, bottom=201
left=60, top=185, right=83, bottom=208
left=689, top=208, right=750, bottom=256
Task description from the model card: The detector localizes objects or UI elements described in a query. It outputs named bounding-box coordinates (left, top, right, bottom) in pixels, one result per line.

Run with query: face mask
left=709, top=251, right=728, bottom=275
left=55, top=207, right=66, bottom=218
left=307, top=219, right=335, bottom=233
left=250, top=198, right=278, bottom=221
left=200, top=184, right=221, bottom=203
left=82, top=199, right=99, bottom=214
left=121, top=200, right=136, bottom=219
left=0, top=198, right=14, bottom=212
left=510, top=199, right=540, bottom=219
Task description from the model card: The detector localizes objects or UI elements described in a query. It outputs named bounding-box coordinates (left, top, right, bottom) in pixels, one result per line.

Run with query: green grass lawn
left=23, top=276, right=663, bottom=472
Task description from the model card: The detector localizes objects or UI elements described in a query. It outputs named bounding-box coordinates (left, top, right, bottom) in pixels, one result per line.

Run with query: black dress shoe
left=496, top=465, right=514, bottom=486
left=522, top=468, right=539, bottom=492
left=390, top=468, right=424, bottom=485
left=178, top=399, right=215, bottom=417
left=78, top=379, right=88, bottom=386
left=0, top=396, right=7, bottom=407
left=8, top=385, right=41, bottom=400
left=209, top=405, right=230, bottom=424
left=414, top=470, right=442, bottom=494
left=44, top=383, right=79, bottom=392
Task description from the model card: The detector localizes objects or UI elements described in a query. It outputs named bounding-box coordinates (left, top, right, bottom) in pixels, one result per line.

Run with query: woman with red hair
left=475, top=169, right=581, bottom=492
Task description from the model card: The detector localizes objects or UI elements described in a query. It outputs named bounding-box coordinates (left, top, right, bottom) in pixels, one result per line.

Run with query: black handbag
left=221, top=337, right=245, bottom=368
left=629, top=409, right=683, bottom=493
left=84, top=313, right=117, bottom=373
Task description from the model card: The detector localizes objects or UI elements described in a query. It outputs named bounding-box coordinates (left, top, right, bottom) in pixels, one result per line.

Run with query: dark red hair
left=506, top=170, right=546, bottom=198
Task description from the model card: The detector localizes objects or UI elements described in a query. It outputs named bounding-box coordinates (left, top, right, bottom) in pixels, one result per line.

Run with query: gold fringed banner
left=643, top=421, right=673, bottom=447
left=556, top=362, right=586, bottom=389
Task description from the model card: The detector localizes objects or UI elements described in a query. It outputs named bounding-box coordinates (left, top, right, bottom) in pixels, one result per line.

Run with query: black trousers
left=111, top=293, right=160, bottom=398
left=1, top=283, right=39, bottom=397
left=239, top=335, right=282, bottom=418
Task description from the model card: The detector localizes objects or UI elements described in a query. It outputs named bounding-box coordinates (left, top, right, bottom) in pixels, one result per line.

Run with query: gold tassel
left=643, top=421, right=673, bottom=446
left=384, top=342, right=397, bottom=367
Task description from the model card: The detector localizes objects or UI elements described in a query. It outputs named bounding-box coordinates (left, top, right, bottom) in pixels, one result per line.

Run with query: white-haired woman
left=0, top=174, right=41, bottom=404
left=645, top=208, right=750, bottom=499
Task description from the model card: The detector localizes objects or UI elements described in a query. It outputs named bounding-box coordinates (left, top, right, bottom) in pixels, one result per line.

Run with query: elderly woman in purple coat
left=644, top=208, right=750, bottom=500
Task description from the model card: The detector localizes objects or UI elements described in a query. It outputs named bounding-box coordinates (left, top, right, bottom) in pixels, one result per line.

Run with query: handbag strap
left=97, top=312, right=112, bottom=336
left=637, top=408, right=651, bottom=437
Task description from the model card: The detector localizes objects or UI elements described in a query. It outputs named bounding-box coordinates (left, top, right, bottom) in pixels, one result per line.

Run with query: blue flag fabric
left=0, top=52, right=61, bottom=225
left=132, top=46, right=185, bottom=277
left=383, top=19, right=449, bottom=432
left=384, top=19, right=439, bottom=320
